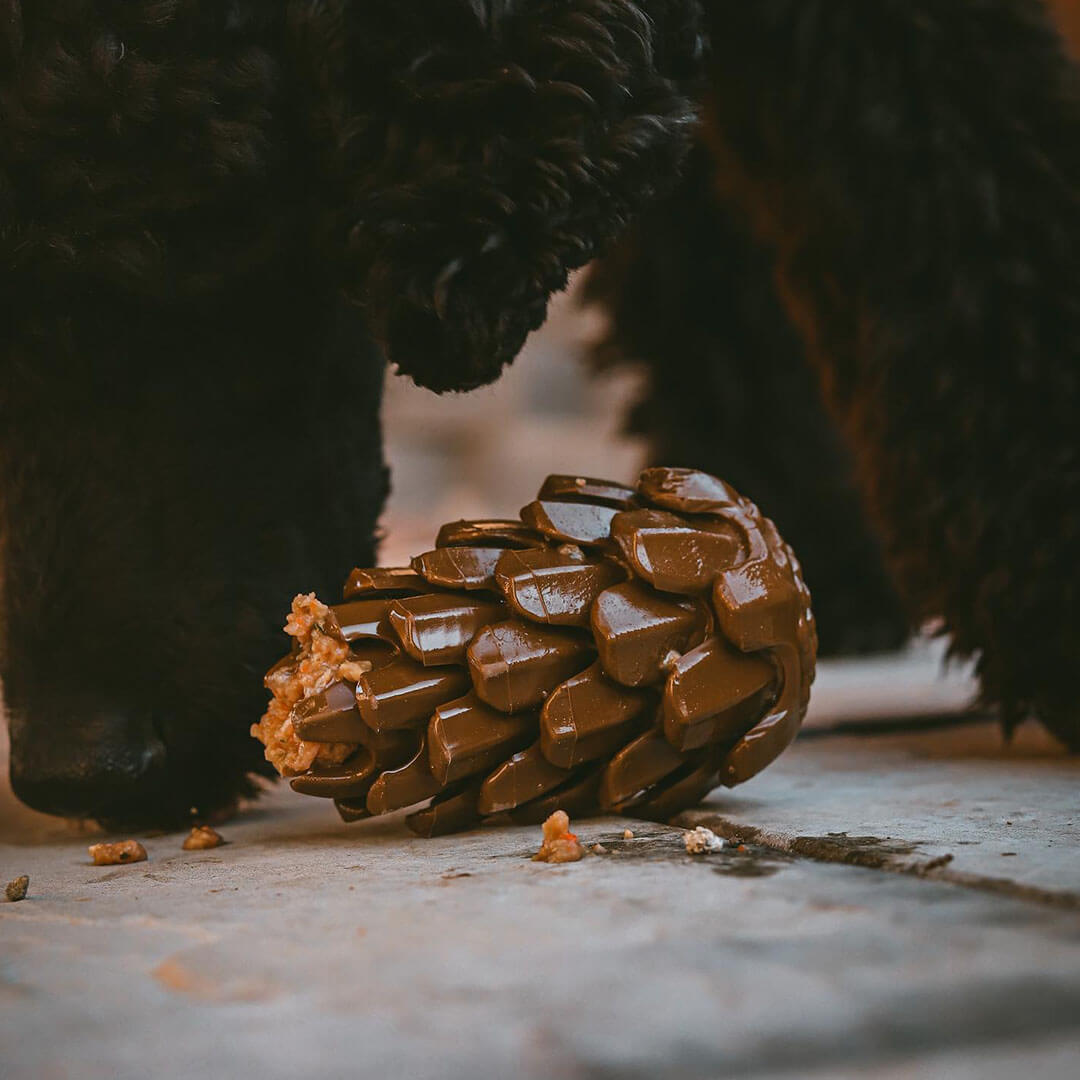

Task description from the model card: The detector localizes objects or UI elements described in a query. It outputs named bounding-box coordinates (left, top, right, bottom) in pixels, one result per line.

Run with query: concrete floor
left=2, top=715, right=1078, bottom=1080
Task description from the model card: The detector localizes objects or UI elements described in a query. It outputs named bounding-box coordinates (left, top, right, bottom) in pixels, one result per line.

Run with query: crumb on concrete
left=182, top=826, right=224, bottom=851
left=684, top=826, right=725, bottom=855
left=623, top=829, right=635, bottom=840
left=88, top=840, right=148, bottom=866
left=5, top=875, right=29, bottom=902
left=533, top=810, right=585, bottom=864
left=591, top=843, right=608, bottom=855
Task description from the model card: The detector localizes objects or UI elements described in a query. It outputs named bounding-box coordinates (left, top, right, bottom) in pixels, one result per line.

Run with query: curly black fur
left=586, top=147, right=909, bottom=656
left=709, top=0, right=1080, bottom=748
left=0, top=1, right=702, bottom=823
left=1, top=278, right=388, bottom=825
left=593, top=0, right=1080, bottom=746
left=320, top=0, right=704, bottom=391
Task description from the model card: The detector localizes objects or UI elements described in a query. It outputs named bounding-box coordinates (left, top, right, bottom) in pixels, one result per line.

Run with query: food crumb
left=533, top=810, right=585, bottom=864
left=250, top=593, right=357, bottom=776
left=556, top=544, right=587, bottom=563
left=5, top=875, right=29, bottom=902
left=182, top=826, right=224, bottom=851
left=684, top=826, right=725, bottom=855
left=338, top=659, right=374, bottom=683
left=591, top=843, right=608, bottom=855
left=623, top=829, right=635, bottom=840
left=88, top=840, right=148, bottom=866
left=660, top=648, right=682, bottom=672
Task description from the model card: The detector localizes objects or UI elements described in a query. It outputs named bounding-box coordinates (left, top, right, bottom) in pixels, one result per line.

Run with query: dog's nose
left=8, top=707, right=167, bottom=820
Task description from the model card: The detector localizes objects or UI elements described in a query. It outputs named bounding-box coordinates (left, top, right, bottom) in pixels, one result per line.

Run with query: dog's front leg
left=304, top=0, right=706, bottom=393
left=0, top=285, right=388, bottom=825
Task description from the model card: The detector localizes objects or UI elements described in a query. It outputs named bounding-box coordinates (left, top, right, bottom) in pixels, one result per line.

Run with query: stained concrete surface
left=2, top=715, right=1078, bottom=1080
left=681, top=722, right=1080, bottom=903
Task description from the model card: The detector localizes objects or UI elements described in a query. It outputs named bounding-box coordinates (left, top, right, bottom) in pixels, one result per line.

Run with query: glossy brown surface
left=342, top=567, right=430, bottom=600
left=365, top=736, right=442, bottom=815
left=537, top=475, right=640, bottom=509
left=494, top=547, right=623, bottom=626
left=598, top=730, right=689, bottom=810
left=435, top=519, right=543, bottom=549
left=625, top=749, right=723, bottom=820
left=342, top=639, right=400, bottom=671
left=427, top=694, right=536, bottom=784
left=638, top=467, right=741, bottom=515
left=327, top=599, right=397, bottom=643
left=411, top=546, right=505, bottom=591
left=277, top=690, right=414, bottom=772
left=467, top=620, right=594, bottom=713
left=291, top=681, right=367, bottom=742
left=540, top=662, right=652, bottom=768
left=664, top=636, right=774, bottom=724
left=388, top=593, right=506, bottom=666
left=669, top=688, right=774, bottom=755
left=350, top=720, right=418, bottom=765
left=356, top=657, right=470, bottom=732
left=507, top=764, right=603, bottom=826
left=710, top=507, right=815, bottom=784
left=591, top=581, right=708, bottom=687
left=478, top=743, right=574, bottom=815
left=611, top=509, right=744, bottom=594
left=333, top=797, right=372, bottom=823
left=265, top=467, right=816, bottom=837
left=405, top=782, right=483, bottom=838
left=520, top=499, right=620, bottom=546
left=289, top=749, right=377, bottom=800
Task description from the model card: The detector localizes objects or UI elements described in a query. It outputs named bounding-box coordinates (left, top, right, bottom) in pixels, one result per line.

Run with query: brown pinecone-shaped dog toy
left=252, top=468, right=816, bottom=836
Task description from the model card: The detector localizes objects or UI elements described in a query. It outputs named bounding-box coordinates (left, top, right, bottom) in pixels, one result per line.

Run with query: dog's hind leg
left=586, top=147, right=909, bottom=656
left=701, top=0, right=1080, bottom=744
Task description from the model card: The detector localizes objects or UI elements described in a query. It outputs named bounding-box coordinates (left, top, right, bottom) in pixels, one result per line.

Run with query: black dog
left=1, top=1, right=1075, bottom=827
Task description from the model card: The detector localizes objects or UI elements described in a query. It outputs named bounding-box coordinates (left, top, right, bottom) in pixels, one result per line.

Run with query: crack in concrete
left=681, top=815, right=1080, bottom=912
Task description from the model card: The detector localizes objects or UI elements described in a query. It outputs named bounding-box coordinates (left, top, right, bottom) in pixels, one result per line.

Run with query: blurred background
left=378, top=274, right=980, bottom=731
left=379, top=274, right=641, bottom=567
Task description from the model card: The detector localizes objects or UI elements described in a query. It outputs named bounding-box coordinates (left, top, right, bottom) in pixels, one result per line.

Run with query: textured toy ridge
left=261, top=467, right=817, bottom=836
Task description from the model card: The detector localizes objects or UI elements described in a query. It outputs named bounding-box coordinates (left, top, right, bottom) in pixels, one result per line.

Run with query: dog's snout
left=9, top=708, right=167, bottom=820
